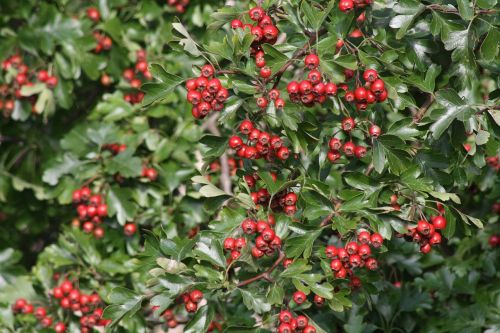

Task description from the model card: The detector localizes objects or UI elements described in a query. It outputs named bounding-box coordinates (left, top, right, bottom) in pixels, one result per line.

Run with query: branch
left=237, top=250, right=285, bottom=287
left=320, top=212, right=334, bottom=227
left=364, top=162, right=374, bottom=176
left=412, top=94, right=435, bottom=124
left=202, top=113, right=233, bottom=194
left=426, top=4, right=496, bottom=15
left=268, top=28, right=328, bottom=88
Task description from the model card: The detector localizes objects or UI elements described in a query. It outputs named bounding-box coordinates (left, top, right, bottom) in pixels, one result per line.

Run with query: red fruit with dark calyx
left=189, top=290, right=203, bottom=303
left=354, top=146, right=367, bottom=158
left=370, top=233, right=383, bottom=247
left=420, top=243, right=432, bottom=254
left=358, top=231, right=371, bottom=244
left=343, top=141, right=356, bottom=156
left=241, top=219, right=257, bottom=234
left=303, top=325, right=317, bottom=333
left=231, top=19, right=243, bottom=29
left=369, top=125, right=382, bottom=138
left=417, top=220, right=431, bottom=235
left=429, top=232, right=442, bottom=245
left=229, top=136, right=243, bottom=150
left=293, top=290, right=307, bottom=304
left=223, top=238, right=235, bottom=251
left=201, top=64, right=215, bottom=78
left=124, top=223, right=137, bottom=236
left=276, top=147, right=290, bottom=160
left=342, top=117, right=356, bottom=132
left=304, top=54, right=320, bottom=69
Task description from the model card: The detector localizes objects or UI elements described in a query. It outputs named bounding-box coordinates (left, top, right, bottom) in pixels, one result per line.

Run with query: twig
left=268, top=28, right=328, bottom=88
left=237, top=250, right=285, bottom=287
left=202, top=113, right=232, bottom=194
left=412, top=94, right=435, bottom=124
left=320, top=212, right=334, bottom=227
left=426, top=4, right=496, bottom=15
left=365, top=163, right=374, bottom=176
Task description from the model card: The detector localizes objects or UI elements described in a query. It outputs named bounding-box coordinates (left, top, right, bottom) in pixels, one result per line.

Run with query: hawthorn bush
left=0, top=0, right=499, bottom=332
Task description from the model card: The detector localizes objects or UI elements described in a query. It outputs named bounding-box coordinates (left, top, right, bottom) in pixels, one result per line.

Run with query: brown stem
left=268, top=28, right=328, bottom=88
left=237, top=250, right=285, bottom=287
left=202, top=113, right=232, bottom=194
left=365, top=162, right=374, bottom=176
left=413, top=94, right=435, bottom=124
left=320, top=212, right=334, bottom=227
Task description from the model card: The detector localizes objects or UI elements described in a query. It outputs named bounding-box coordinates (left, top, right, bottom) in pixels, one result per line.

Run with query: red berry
left=259, top=15, right=273, bottom=27
left=185, top=301, right=198, bottom=313
left=189, top=290, right=203, bottom=303
left=365, top=257, right=378, bottom=270
left=358, top=244, right=371, bottom=259
left=231, top=19, right=243, bottom=29
left=87, top=7, right=100, bottom=22
left=354, top=146, right=367, bottom=158
left=420, top=243, right=432, bottom=254
left=278, top=323, right=293, bottom=333
left=296, top=315, right=309, bottom=329
left=38, top=70, right=49, bottom=82
left=61, top=280, right=73, bottom=294
left=370, top=79, right=385, bottom=95
left=307, top=70, right=322, bottom=84
left=249, top=7, right=265, bottom=21
left=251, top=246, right=265, bottom=258
left=224, top=237, right=235, bottom=251
left=313, top=294, right=324, bottom=306
left=275, top=98, right=285, bottom=109
left=363, top=69, right=378, bottom=82
left=41, top=317, right=53, bottom=328
left=303, top=325, right=317, bottom=333
left=432, top=216, right=447, bottom=230
left=335, top=268, right=347, bottom=279
left=354, top=87, right=368, bottom=102
left=299, top=80, right=313, bottom=94
left=344, top=91, right=355, bottom=102
left=201, top=65, right=215, bottom=78
left=241, top=218, right=257, bottom=234
left=343, top=141, right=356, bottom=156
left=346, top=242, right=359, bottom=255
left=287, top=81, right=300, bottom=94
left=325, top=82, right=338, bottom=95
left=357, top=231, right=371, bottom=244
left=256, top=97, right=269, bottom=108
left=124, top=223, right=137, bottom=236
left=341, top=117, right=356, bottom=132
left=417, top=220, right=431, bottom=235
left=369, top=125, right=382, bottom=138
left=207, top=78, right=222, bottom=93
left=46, top=76, right=58, bottom=88
left=54, top=322, right=66, bottom=333
left=276, top=147, right=290, bottom=160
left=263, top=25, right=279, bottom=40
left=293, top=290, right=307, bottom=304
left=229, top=136, right=243, bottom=150
left=304, top=54, right=320, bottom=70
left=239, top=120, right=254, bottom=135
left=370, top=233, right=383, bottom=247
left=429, top=232, right=442, bottom=245
left=261, top=228, right=275, bottom=242
left=251, top=26, right=264, bottom=41
left=488, top=235, right=499, bottom=247
left=325, top=245, right=338, bottom=258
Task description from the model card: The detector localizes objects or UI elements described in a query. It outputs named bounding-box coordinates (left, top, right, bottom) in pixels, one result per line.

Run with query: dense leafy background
left=0, top=0, right=499, bottom=332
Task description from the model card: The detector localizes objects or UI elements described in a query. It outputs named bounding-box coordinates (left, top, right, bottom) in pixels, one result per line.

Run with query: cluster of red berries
left=12, top=299, right=66, bottom=332
left=400, top=216, right=447, bottom=254
left=186, top=64, right=229, bottom=119
left=141, top=165, right=158, bottom=181
left=290, top=291, right=328, bottom=309
left=338, top=0, right=373, bottom=13
left=180, top=290, right=204, bottom=313
left=86, top=7, right=100, bottom=22
left=50, top=279, right=109, bottom=333
left=277, top=309, right=316, bottom=333
left=255, top=87, right=285, bottom=109
left=72, top=186, right=108, bottom=239
left=326, top=231, right=383, bottom=282
left=342, top=68, right=387, bottom=111
left=223, top=236, right=247, bottom=262
left=228, top=120, right=290, bottom=161
left=240, top=216, right=282, bottom=258
left=167, top=0, right=189, bottom=13
left=486, top=156, right=499, bottom=172
left=231, top=6, right=279, bottom=52
left=93, top=31, right=113, bottom=53
left=245, top=175, right=299, bottom=215
left=327, top=135, right=364, bottom=163
left=122, top=49, right=151, bottom=104
left=102, top=143, right=127, bottom=155
left=0, top=55, right=57, bottom=116
left=287, top=54, right=336, bottom=106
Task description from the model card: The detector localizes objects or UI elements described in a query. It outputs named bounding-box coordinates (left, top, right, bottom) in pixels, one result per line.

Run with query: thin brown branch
left=202, top=113, right=232, bottom=194
left=320, top=212, right=334, bottom=227
left=412, top=94, right=435, bottom=124
left=237, top=250, right=285, bottom=287
left=268, top=28, right=328, bottom=89
left=365, top=163, right=374, bottom=176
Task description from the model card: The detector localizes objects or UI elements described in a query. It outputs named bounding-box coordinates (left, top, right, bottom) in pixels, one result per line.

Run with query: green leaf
left=104, top=149, right=142, bottom=178
left=372, top=140, right=386, bottom=173
left=456, top=0, right=474, bottom=20
left=42, top=153, right=86, bottom=185
left=107, top=186, right=138, bottom=225
left=184, top=305, right=214, bottom=333
left=193, top=236, right=226, bottom=267
left=389, top=0, right=425, bottom=39
left=430, top=89, right=474, bottom=139
left=480, top=29, right=499, bottom=61
left=103, top=287, right=144, bottom=328
left=240, top=289, right=271, bottom=314
left=142, top=64, right=184, bottom=106
left=285, top=229, right=322, bottom=259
